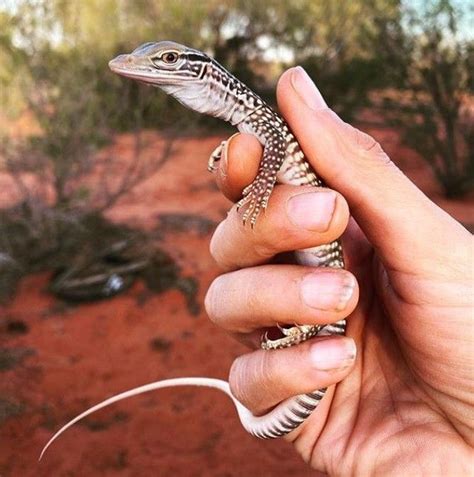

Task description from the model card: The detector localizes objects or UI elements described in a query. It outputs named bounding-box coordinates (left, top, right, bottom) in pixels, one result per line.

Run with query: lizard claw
left=237, top=175, right=274, bottom=228
left=277, top=323, right=291, bottom=336
left=208, top=141, right=226, bottom=172
left=261, top=324, right=322, bottom=350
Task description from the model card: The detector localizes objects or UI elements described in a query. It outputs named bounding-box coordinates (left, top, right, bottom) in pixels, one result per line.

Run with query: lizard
left=40, top=40, right=346, bottom=459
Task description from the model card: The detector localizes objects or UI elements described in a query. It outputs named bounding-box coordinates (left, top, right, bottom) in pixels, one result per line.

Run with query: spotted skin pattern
left=128, top=42, right=347, bottom=436
left=40, top=43, right=348, bottom=457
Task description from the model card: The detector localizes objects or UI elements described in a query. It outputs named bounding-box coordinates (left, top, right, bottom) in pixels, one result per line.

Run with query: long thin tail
left=40, top=375, right=322, bottom=459
left=39, top=377, right=239, bottom=461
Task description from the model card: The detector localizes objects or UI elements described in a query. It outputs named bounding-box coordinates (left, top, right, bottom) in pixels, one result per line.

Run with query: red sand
left=0, top=127, right=472, bottom=477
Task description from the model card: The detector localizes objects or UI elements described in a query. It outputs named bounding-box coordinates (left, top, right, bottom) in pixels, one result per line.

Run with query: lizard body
left=40, top=41, right=346, bottom=459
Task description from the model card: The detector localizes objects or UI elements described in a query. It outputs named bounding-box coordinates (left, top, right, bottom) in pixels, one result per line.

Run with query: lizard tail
left=39, top=377, right=239, bottom=461
left=40, top=375, right=322, bottom=459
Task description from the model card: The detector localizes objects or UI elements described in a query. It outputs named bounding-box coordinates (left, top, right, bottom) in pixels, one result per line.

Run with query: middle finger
left=210, top=184, right=350, bottom=271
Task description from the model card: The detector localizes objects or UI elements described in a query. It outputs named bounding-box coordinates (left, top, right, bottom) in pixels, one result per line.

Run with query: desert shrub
left=1, top=0, right=403, bottom=129
left=0, top=8, right=175, bottom=300
left=300, top=56, right=388, bottom=120
left=0, top=204, right=198, bottom=309
left=376, top=1, right=473, bottom=197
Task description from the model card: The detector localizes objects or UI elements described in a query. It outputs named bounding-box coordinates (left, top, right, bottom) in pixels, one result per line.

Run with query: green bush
left=376, top=1, right=473, bottom=197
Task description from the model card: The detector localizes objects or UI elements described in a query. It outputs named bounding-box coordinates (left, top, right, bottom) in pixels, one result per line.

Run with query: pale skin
left=205, top=67, right=474, bottom=475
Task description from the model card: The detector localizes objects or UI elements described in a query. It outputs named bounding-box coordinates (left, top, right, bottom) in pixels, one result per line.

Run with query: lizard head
left=109, top=40, right=210, bottom=87
left=109, top=40, right=259, bottom=123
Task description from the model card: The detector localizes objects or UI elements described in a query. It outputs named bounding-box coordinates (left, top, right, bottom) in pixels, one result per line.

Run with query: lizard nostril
left=109, top=54, right=133, bottom=71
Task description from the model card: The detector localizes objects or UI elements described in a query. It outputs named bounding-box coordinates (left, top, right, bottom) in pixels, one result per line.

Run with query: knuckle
left=229, top=355, right=252, bottom=405
left=359, top=146, right=392, bottom=167
left=254, top=213, right=299, bottom=256
left=354, top=128, right=379, bottom=151
left=338, top=117, right=392, bottom=167
left=352, top=131, right=392, bottom=167
left=252, top=238, right=281, bottom=260
left=242, top=278, right=261, bottom=316
left=229, top=351, right=276, bottom=409
left=209, top=221, right=235, bottom=270
left=209, top=221, right=223, bottom=257
left=206, top=271, right=256, bottom=331
left=204, top=278, right=222, bottom=324
left=258, top=351, right=279, bottom=390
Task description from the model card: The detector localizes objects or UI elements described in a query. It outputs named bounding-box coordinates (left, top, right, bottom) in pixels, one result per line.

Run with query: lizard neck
left=160, top=60, right=265, bottom=126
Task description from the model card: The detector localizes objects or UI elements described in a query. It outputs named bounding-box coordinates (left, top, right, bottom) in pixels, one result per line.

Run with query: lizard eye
left=161, top=51, right=179, bottom=64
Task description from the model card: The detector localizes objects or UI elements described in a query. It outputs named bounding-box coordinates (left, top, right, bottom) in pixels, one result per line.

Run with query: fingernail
left=301, top=271, right=355, bottom=311
left=310, top=337, right=356, bottom=371
left=287, top=191, right=336, bottom=231
left=291, top=66, right=328, bottom=110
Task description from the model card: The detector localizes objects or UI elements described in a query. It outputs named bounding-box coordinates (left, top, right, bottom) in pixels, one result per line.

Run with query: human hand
left=205, top=67, right=474, bottom=475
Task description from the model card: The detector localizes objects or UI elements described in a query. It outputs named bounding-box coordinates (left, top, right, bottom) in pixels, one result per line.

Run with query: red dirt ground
left=0, top=126, right=472, bottom=477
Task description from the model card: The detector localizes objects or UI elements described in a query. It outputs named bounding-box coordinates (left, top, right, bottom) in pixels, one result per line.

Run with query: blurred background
left=0, top=0, right=472, bottom=475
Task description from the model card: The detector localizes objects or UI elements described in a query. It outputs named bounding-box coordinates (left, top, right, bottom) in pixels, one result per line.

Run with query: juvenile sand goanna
left=40, top=41, right=347, bottom=459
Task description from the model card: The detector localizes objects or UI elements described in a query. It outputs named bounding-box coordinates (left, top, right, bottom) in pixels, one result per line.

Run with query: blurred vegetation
left=376, top=1, right=474, bottom=196
left=0, top=0, right=472, bottom=299
left=0, top=0, right=405, bottom=124
left=0, top=203, right=199, bottom=310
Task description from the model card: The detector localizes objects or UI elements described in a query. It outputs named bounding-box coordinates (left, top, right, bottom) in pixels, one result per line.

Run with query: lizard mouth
left=108, top=61, right=193, bottom=85
left=108, top=64, right=157, bottom=84
left=108, top=53, right=199, bottom=85
left=108, top=57, right=157, bottom=82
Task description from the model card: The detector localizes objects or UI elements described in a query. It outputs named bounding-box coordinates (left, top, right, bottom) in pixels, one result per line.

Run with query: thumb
left=277, top=67, right=468, bottom=273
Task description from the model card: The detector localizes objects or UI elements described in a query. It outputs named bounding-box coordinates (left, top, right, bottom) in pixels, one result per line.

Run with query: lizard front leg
left=237, top=134, right=286, bottom=227
left=208, top=140, right=226, bottom=172
left=208, top=133, right=241, bottom=172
